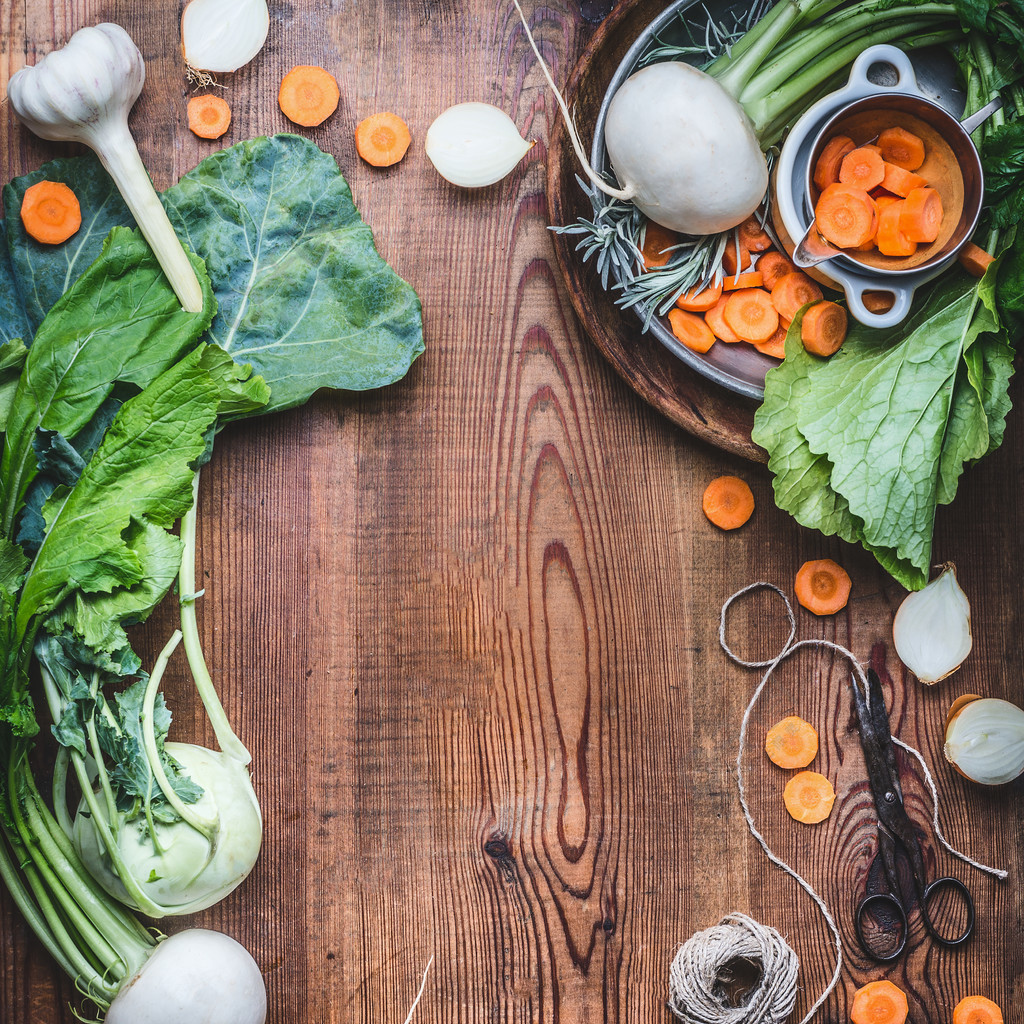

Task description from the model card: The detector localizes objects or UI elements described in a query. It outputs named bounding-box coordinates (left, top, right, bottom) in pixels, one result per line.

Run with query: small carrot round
left=899, top=187, right=943, bottom=243
left=722, top=270, right=764, bottom=291
left=839, top=146, right=886, bottom=191
left=815, top=184, right=877, bottom=249
left=800, top=300, right=847, bottom=357
left=278, top=65, right=340, bottom=127
left=765, top=715, right=819, bottom=769
left=813, top=135, right=855, bottom=192
left=958, top=241, right=995, bottom=279
left=705, top=295, right=741, bottom=343
left=667, top=308, right=716, bottom=353
left=875, top=202, right=917, bottom=258
left=355, top=111, right=412, bottom=168
left=953, top=995, right=1004, bottom=1024
left=755, top=250, right=796, bottom=291
left=783, top=770, right=835, bottom=824
left=770, top=271, right=823, bottom=323
left=753, top=324, right=788, bottom=360
left=20, top=180, right=82, bottom=245
left=850, top=980, right=909, bottom=1024
left=722, top=237, right=751, bottom=277
left=702, top=475, right=754, bottom=530
left=676, top=278, right=723, bottom=312
left=862, top=290, right=895, bottom=314
left=795, top=557, right=851, bottom=615
left=723, top=288, right=779, bottom=342
left=187, top=94, right=231, bottom=139
left=641, top=221, right=679, bottom=269
left=878, top=126, right=925, bottom=171
left=737, top=214, right=772, bottom=253
left=880, top=162, right=927, bottom=198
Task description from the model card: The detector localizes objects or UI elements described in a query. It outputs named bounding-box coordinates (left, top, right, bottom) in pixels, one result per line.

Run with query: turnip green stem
left=180, top=470, right=252, bottom=765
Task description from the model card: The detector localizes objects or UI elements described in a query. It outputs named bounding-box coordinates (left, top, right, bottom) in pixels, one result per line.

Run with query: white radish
left=105, top=929, right=266, bottom=1024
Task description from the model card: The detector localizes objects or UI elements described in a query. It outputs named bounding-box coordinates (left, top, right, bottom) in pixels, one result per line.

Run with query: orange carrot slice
left=958, top=242, right=995, bottom=278
left=279, top=65, right=340, bottom=127
left=755, top=251, right=796, bottom=290
left=851, top=981, right=909, bottom=1024
left=641, top=221, right=679, bottom=269
left=705, top=296, right=742, bottom=343
left=878, top=126, right=925, bottom=171
left=815, top=184, right=877, bottom=249
left=676, top=278, right=724, bottom=312
left=900, top=187, right=943, bottom=243
left=753, top=324, right=788, bottom=360
left=723, top=270, right=764, bottom=291
left=702, top=475, right=755, bottom=530
left=765, top=716, right=819, bottom=768
left=876, top=201, right=917, bottom=257
left=723, top=288, right=779, bottom=342
left=839, top=146, right=886, bottom=190
left=795, top=557, right=851, bottom=615
left=800, top=301, right=847, bottom=357
left=783, top=771, right=835, bottom=824
left=722, top=237, right=751, bottom=277
left=668, top=308, right=716, bottom=353
left=20, top=181, right=82, bottom=245
left=770, top=272, right=824, bottom=322
left=953, top=995, right=1004, bottom=1024
left=813, top=135, right=856, bottom=191
left=738, top=214, right=772, bottom=253
left=880, top=162, right=927, bottom=198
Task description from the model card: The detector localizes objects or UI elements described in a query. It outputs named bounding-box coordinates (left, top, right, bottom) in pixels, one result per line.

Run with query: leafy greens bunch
left=753, top=4, right=1024, bottom=589
left=0, top=134, right=423, bottom=1011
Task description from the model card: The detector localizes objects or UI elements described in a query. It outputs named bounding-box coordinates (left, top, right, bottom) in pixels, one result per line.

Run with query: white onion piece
left=892, top=564, right=972, bottom=684
left=944, top=697, right=1024, bottom=786
left=181, top=0, right=270, bottom=75
left=425, top=102, right=534, bottom=188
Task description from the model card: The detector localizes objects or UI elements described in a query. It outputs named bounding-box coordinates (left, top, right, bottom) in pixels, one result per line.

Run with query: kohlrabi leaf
left=0, top=338, right=28, bottom=436
left=15, top=344, right=260, bottom=637
left=0, top=220, right=32, bottom=347
left=0, top=227, right=215, bottom=538
left=2, top=156, right=133, bottom=333
left=163, top=134, right=424, bottom=413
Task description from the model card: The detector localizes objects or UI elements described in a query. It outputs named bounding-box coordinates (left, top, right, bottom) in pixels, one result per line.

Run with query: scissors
left=850, top=668, right=975, bottom=962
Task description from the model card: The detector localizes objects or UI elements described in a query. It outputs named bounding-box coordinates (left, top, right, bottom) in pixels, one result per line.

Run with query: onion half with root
left=893, top=564, right=972, bottom=685
left=181, top=0, right=270, bottom=81
left=944, top=695, right=1024, bottom=786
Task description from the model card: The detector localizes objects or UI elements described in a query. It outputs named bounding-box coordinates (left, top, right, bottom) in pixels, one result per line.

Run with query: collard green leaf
left=0, top=220, right=32, bottom=347
left=2, top=155, right=133, bottom=333
left=0, top=338, right=28, bottom=435
left=163, top=134, right=424, bottom=413
left=0, top=227, right=215, bottom=538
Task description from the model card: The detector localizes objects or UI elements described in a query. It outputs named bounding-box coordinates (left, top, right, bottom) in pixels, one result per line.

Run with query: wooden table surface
left=1, top=2, right=1021, bottom=1022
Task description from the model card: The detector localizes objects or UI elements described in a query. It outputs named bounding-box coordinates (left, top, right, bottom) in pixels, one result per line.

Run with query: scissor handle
left=855, top=891, right=908, bottom=963
left=920, top=876, right=975, bottom=948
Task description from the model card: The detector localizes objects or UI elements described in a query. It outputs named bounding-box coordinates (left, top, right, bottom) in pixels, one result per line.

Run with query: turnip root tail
left=512, top=0, right=635, bottom=203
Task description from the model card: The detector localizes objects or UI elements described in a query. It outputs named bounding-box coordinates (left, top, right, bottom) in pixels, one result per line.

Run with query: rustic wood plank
left=0, top=2, right=1021, bottom=1024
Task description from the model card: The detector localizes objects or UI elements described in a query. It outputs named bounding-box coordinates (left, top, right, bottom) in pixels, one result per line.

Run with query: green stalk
left=179, top=469, right=250, bottom=764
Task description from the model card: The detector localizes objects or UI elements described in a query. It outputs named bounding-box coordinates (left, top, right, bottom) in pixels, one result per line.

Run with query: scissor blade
left=850, top=670, right=902, bottom=814
left=866, top=669, right=902, bottom=801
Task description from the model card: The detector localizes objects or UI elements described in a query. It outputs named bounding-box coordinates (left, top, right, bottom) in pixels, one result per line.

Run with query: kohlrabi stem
left=142, top=630, right=218, bottom=838
left=180, top=469, right=252, bottom=765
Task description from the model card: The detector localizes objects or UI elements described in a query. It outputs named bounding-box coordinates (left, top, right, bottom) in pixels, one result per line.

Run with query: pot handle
left=845, top=280, right=915, bottom=328
left=845, top=44, right=919, bottom=96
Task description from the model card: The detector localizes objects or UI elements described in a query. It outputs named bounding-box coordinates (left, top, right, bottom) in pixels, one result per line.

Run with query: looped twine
left=668, top=913, right=798, bottom=1024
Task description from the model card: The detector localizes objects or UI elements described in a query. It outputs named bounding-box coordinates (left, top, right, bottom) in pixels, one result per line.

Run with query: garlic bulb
left=425, top=102, right=534, bottom=188
left=944, top=696, right=1024, bottom=786
left=181, top=0, right=270, bottom=77
left=892, top=564, right=972, bottom=684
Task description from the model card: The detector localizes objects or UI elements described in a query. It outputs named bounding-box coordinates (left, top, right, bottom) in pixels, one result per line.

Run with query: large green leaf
left=0, top=219, right=32, bottom=346
left=162, top=134, right=424, bottom=413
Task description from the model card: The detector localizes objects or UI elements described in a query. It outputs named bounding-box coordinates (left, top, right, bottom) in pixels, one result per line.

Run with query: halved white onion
left=944, top=696, right=1024, bottom=786
left=181, top=0, right=270, bottom=76
left=424, top=102, right=534, bottom=188
left=892, top=564, right=972, bottom=685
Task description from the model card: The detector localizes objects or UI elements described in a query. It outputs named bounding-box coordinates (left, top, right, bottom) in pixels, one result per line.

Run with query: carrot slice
left=953, top=995, right=1004, bottom=1024
left=20, top=181, right=81, bottom=244
left=356, top=112, right=412, bottom=167
left=755, top=251, right=796, bottom=291
left=722, top=238, right=751, bottom=277
left=765, top=716, right=819, bottom=768
left=875, top=201, right=917, bottom=258
left=839, top=146, right=886, bottom=190
left=783, top=771, right=835, bottom=824
left=900, top=187, right=943, bottom=243
left=959, top=241, right=995, bottom=278
left=705, top=296, right=741, bottom=343
left=851, top=981, right=909, bottom=1024
left=723, top=270, right=764, bottom=291
left=641, top=221, right=679, bottom=269
left=723, top=288, right=779, bottom=342
left=770, top=272, right=823, bottom=322
left=800, top=300, right=847, bottom=357
left=187, top=94, right=231, bottom=139
left=753, top=324, right=788, bottom=360
left=667, top=308, right=716, bottom=353
left=795, top=557, right=851, bottom=615
left=862, top=290, right=895, bottom=313
left=815, top=184, right=877, bottom=249
left=880, top=162, right=927, bottom=198
left=738, top=214, right=772, bottom=253
left=676, top=278, right=724, bottom=312
left=278, top=65, right=340, bottom=127
left=878, top=126, right=925, bottom=171
left=702, top=475, right=755, bottom=530
left=813, top=135, right=855, bottom=191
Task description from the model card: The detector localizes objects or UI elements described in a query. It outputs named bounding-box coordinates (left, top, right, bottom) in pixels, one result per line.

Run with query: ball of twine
left=667, top=913, right=799, bottom=1024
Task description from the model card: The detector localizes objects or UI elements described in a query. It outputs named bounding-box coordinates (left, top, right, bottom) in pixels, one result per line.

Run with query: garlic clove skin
left=892, top=563, right=972, bottom=685
left=181, top=0, right=270, bottom=75
left=425, top=102, right=534, bottom=188
left=944, top=697, right=1024, bottom=786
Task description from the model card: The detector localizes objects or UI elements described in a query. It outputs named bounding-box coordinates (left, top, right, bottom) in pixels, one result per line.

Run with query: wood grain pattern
left=1, top=3, right=1021, bottom=1024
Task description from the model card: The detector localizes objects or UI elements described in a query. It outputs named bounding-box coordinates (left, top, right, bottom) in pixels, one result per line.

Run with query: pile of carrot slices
left=813, top=125, right=944, bottom=259
left=644, top=214, right=850, bottom=361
